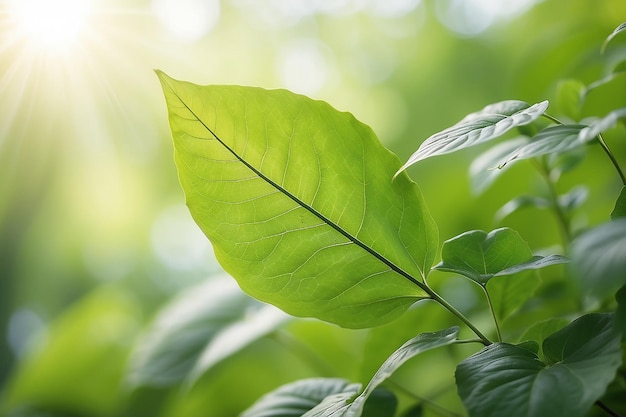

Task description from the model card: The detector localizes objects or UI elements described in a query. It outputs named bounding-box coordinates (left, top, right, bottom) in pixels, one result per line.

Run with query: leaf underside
left=157, top=71, right=438, bottom=328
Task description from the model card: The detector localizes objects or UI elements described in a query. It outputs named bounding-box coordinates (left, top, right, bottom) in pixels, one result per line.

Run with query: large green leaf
left=157, top=71, right=438, bottom=329
left=434, top=228, right=568, bottom=285
left=395, top=100, right=548, bottom=175
left=570, top=219, right=626, bottom=300
left=456, top=313, right=622, bottom=417
left=303, top=327, right=460, bottom=417
left=127, top=277, right=289, bottom=388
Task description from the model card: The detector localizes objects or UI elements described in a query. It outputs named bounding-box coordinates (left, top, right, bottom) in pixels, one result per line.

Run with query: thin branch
left=596, top=400, right=624, bottom=417
left=480, top=285, right=502, bottom=342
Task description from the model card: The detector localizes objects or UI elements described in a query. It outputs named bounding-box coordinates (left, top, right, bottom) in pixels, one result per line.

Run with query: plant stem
left=596, top=400, right=624, bottom=417
left=533, top=159, right=572, bottom=250
left=425, top=287, right=492, bottom=346
left=387, top=379, right=465, bottom=417
left=596, top=133, right=626, bottom=185
left=480, top=285, right=502, bottom=342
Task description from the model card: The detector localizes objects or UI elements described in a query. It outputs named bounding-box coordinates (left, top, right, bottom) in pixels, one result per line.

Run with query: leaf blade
left=157, top=71, right=438, bottom=329
left=396, top=100, right=548, bottom=175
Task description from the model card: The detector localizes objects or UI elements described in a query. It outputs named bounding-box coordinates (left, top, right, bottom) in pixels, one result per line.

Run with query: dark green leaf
left=127, top=277, right=288, bottom=388
left=570, top=219, right=626, bottom=300
left=601, top=22, right=626, bottom=53
left=304, top=327, right=460, bottom=417
left=395, top=100, right=548, bottom=174
left=434, top=228, right=567, bottom=285
left=361, top=388, right=397, bottom=417
left=157, top=71, right=438, bottom=329
left=616, top=284, right=626, bottom=338
left=241, top=378, right=359, bottom=417
left=456, top=313, right=622, bottom=417
left=469, top=137, right=528, bottom=195
left=499, top=125, right=587, bottom=168
left=611, top=186, right=626, bottom=219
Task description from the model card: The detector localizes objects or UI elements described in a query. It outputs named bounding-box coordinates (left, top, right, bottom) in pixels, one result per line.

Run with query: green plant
left=140, top=24, right=626, bottom=417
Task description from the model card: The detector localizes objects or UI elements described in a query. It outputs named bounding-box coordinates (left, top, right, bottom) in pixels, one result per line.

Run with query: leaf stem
left=387, top=379, right=465, bottom=417
left=480, top=285, right=502, bottom=342
left=595, top=400, right=624, bottom=417
left=533, top=159, right=572, bottom=250
left=425, top=287, right=492, bottom=346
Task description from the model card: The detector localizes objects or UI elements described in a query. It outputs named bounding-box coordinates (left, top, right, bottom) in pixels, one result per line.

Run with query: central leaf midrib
left=170, top=87, right=427, bottom=292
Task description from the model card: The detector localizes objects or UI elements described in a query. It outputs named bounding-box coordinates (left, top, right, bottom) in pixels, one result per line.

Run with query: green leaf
left=498, top=125, right=587, bottom=168
left=519, top=318, right=569, bottom=358
left=570, top=219, right=626, bottom=300
left=304, top=327, right=460, bottom=417
left=127, top=277, right=289, bottom=388
left=395, top=100, right=548, bottom=175
left=554, top=79, right=585, bottom=121
left=487, top=272, right=539, bottom=322
left=578, top=107, right=626, bottom=141
left=616, top=284, right=626, bottom=338
left=456, top=313, right=622, bottom=417
left=601, top=22, right=626, bottom=53
left=434, top=228, right=568, bottom=285
left=469, top=137, right=528, bottom=195
left=611, top=186, right=626, bottom=219
left=495, top=195, right=551, bottom=221
left=361, top=388, right=398, bottom=417
left=156, top=71, right=438, bottom=329
left=557, top=185, right=588, bottom=212
left=240, top=378, right=360, bottom=417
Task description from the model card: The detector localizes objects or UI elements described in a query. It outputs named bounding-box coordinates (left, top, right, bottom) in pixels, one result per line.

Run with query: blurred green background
left=0, top=0, right=625, bottom=416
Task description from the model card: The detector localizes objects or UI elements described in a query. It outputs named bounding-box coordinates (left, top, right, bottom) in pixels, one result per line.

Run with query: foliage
left=132, top=22, right=626, bottom=417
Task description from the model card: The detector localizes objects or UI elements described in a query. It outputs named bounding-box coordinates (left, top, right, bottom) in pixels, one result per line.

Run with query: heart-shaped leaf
left=157, top=71, right=438, bottom=329
left=395, top=100, right=548, bottom=176
left=456, top=313, right=622, bottom=417
left=570, top=219, right=626, bottom=300
left=303, top=327, right=460, bottom=417
left=127, top=277, right=289, bottom=388
left=434, top=228, right=568, bottom=285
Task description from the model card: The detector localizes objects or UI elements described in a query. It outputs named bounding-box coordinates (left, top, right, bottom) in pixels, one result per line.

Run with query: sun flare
left=7, top=0, right=93, bottom=52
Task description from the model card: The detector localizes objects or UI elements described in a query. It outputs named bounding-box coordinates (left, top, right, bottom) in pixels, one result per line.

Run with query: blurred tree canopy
left=0, top=0, right=624, bottom=416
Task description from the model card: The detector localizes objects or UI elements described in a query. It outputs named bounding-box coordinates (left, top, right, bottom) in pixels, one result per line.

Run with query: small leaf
left=456, top=313, right=622, bottom=417
left=554, top=79, right=585, bottom=121
left=434, top=228, right=567, bottom=285
left=157, top=71, right=438, bottom=329
left=495, top=195, right=551, bottom=221
left=611, top=186, right=626, bottom=220
left=557, top=185, right=588, bottom=212
left=487, top=272, right=540, bottom=322
left=469, top=137, right=528, bottom=195
left=304, top=327, right=460, bottom=417
left=395, top=100, right=548, bottom=175
left=577, top=107, right=626, bottom=142
left=601, top=22, right=626, bottom=53
left=241, top=378, right=360, bottom=417
left=499, top=125, right=587, bottom=168
left=127, top=277, right=289, bottom=388
left=570, top=219, right=626, bottom=300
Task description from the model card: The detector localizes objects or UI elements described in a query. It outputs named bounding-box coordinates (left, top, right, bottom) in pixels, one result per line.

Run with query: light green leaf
left=570, top=219, right=626, bottom=300
left=395, top=100, right=548, bottom=175
left=578, top=107, right=626, bottom=141
left=469, top=137, right=528, bottom=195
left=498, top=125, right=587, bottom=168
left=240, top=378, right=360, bottom=417
left=601, top=22, right=626, bottom=53
left=157, top=71, right=438, bottom=329
left=127, top=277, right=289, bottom=388
left=554, top=79, right=585, bottom=121
left=456, top=313, right=622, bottom=417
left=557, top=185, right=588, bottom=212
left=495, top=195, right=551, bottom=221
left=434, top=228, right=567, bottom=285
left=304, top=327, right=460, bottom=417
left=611, top=186, right=626, bottom=220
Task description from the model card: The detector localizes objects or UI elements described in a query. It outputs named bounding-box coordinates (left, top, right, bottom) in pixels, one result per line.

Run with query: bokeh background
left=0, top=0, right=625, bottom=416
